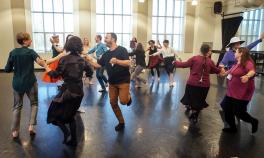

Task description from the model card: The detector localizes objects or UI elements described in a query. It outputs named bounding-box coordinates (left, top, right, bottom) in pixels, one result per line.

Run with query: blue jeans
left=96, top=67, right=108, bottom=90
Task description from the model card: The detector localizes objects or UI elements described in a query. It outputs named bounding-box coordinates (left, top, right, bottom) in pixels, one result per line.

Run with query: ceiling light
left=192, top=0, right=198, bottom=6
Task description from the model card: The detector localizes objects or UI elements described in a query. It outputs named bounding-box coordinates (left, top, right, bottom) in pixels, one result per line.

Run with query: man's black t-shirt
left=98, top=46, right=130, bottom=84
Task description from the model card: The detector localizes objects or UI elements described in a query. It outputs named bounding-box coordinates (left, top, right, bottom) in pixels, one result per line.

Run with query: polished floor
left=0, top=69, right=264, bottom=158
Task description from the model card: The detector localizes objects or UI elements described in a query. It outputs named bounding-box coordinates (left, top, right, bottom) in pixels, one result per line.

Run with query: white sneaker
left=28, top=125, right=36, bottom=135
left=77, top=107, right=86, bottom=113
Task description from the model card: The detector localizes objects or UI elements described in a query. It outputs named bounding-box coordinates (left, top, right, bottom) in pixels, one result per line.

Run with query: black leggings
left=164, top=57, right=175, bottom=75
left=221, top=96, right=256, bottom=129
left=150, top=64, right=160, bottom=77
left=57, top=118, right=77, bottom=142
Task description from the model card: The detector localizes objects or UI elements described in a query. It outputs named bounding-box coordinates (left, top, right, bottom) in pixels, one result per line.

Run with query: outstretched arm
left=247, top=32, right=264, bottom=50
left=173, top=58, right=192, bottom=68
left=84, top=55, right=102, bottom=68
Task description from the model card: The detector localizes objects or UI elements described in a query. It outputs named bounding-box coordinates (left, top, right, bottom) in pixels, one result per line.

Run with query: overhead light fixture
left=139, top=0, right=145, bottom=3
left=192, top=0, right=198, bottom=6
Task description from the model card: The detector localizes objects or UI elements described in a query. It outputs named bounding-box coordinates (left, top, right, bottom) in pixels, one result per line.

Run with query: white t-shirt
left=159, top=47, right=176, bottom=58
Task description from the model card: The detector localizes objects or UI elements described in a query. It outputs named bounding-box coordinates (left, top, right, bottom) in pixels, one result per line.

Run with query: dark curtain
left=216, top=16, right=243, bottom=66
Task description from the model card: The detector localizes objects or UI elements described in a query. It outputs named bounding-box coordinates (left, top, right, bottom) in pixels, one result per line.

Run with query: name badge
left=227, top=74, right=232, bottom=80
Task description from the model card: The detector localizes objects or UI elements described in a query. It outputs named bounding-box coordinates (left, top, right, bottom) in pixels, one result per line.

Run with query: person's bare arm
left=241, top=70, right=255, bottom=83
left=84, top=55, right=102, bottom=68
left=35, top=57, right=47, bottom=67
left=46, top=51, right=69, bottom=64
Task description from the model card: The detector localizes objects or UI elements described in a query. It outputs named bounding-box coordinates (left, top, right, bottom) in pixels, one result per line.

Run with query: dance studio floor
left=0, top=69, right=264, bottom=158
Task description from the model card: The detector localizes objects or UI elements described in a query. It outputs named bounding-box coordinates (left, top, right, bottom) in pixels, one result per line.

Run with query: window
left=96, top=0, right=132, bottom=49
left=239, top=9, right=264, bottom=51
left=152, top=0, right=185, bottom=51
left=31, top=0, right=74, bottom=53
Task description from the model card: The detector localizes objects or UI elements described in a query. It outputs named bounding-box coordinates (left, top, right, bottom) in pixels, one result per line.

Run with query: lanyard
left=228, top=64, right=239, bottom=74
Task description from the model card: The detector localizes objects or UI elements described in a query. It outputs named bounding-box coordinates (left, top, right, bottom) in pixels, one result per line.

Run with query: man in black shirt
left=85, top=33, right=132, bottom=131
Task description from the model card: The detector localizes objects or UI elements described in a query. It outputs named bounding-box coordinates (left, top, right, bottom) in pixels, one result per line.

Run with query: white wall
left=0, top=0, right=14, bottom=69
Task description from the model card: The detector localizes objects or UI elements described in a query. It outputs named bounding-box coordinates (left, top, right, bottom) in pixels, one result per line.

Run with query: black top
left=129, top=50, right=146, bottom=67
left=98, top=46, right=130, bottom=84
left=148, top=46, right=158, bottom=55
left=52, top=45, right=60, bottom=58
left=5, top=47, right=39, bottom=93
left=48, top=54, right=93, bottom=93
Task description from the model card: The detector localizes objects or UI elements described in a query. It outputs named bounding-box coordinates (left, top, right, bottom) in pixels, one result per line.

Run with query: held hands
left=178, top=58, right=182, bottom=62
left=219, top=68, right=227, bottom=77
left=38, top=58, right=47, bottom=68
left=37, top=57, right=50, bottom=72
left=172, top=58, right=182, bottom=65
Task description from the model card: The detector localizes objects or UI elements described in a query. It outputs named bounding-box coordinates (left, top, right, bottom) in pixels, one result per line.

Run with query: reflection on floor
left=0, top=69, right=264, bottom=158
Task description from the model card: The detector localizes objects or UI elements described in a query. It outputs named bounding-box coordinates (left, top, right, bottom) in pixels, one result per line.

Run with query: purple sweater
left=174, top=55, right=221, bottom=87
left=220, top=39, right=262, bottom=69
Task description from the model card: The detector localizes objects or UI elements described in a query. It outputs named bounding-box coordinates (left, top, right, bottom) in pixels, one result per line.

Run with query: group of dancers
left=4, top=31, right=264, bottom=147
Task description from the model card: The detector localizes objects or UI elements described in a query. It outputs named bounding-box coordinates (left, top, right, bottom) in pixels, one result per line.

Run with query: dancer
left=85, top=33, right=132, bottom=131
left=147, top=40, right=162, bottom=81
left=82, top=37, right=94, bottom=84
left=219, top=33, right=264, bottom=70
left=220, top=47, right=258, bottom=134
left=44, top=36, right=93, bottom=146
left=129, top=43, right=147, bottom=88
left=88, top=35, right=108, bottom=92
left=150, top=40, right=181, bottom=87
left=173, top=44, right=223, bottom=123
left=130, top=37, right=137, bottom=51
left=42, top=35, right=64, bottom=83
left=218, top=33, right=263, bottom=127
left=5, top=32, right=46, bottom=139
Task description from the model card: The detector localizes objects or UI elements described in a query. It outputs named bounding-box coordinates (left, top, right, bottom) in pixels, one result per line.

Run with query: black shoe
left=222, top=128, right=237, bottom=133
left=62, top=133, right=71, bottom=144
left=127, top=98, right=132, bottom=106
left=189, top=111, right=199, bottom=124
left=57, top=85, right=62, bottom=90
left=251, top=119, right=259, bottom=134
left=98, top=89, right=106, bottom=93
left=115, top=123, right=125, bottom=131
left=185, top=105, right=191, bottom=112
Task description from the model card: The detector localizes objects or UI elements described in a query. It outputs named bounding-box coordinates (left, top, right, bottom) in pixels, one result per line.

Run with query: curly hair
left=64, top=36, right=83, bottom=54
